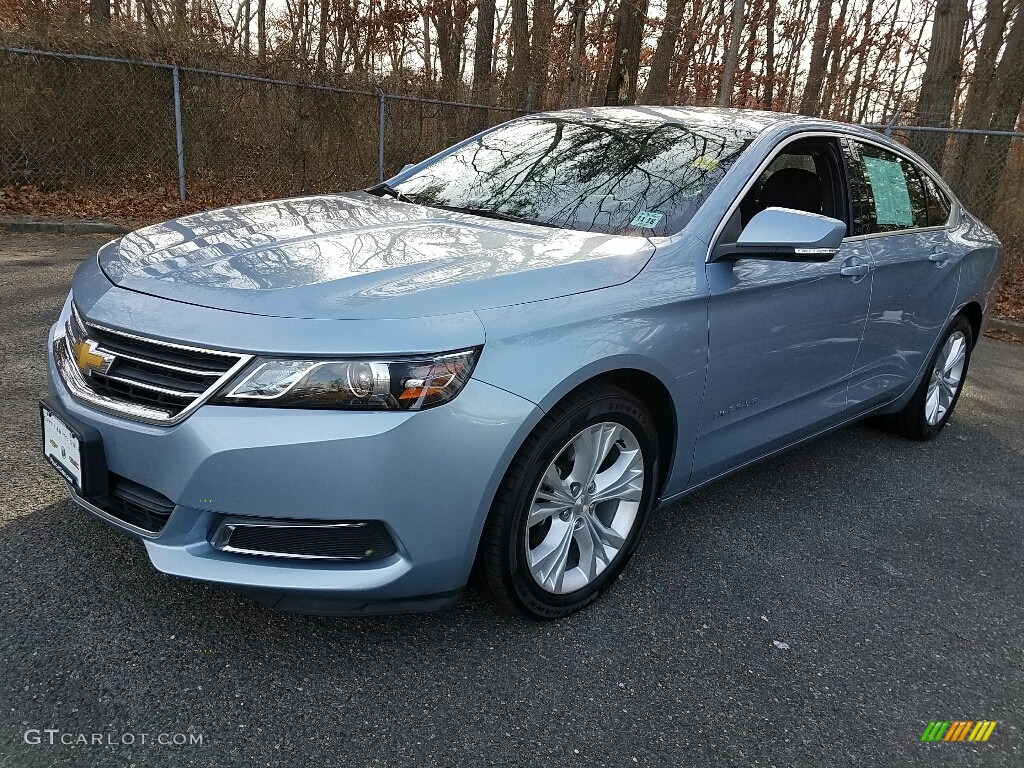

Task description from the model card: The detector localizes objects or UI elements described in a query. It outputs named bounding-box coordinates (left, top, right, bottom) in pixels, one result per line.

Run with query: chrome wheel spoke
left=537, top=464, right=574, bottom=505
left=573, top=524, right=600, bottom=581
left=529, top=520, right=574, bottom=591
left=585, top=512, right=626, bottom=550
left=592, top=447, right=644, bottom=504
left=944, top=342, right=965, bottom=374
left=571, top=423, right=621, bottom=485
left=925, top=384, right=940, bottom=424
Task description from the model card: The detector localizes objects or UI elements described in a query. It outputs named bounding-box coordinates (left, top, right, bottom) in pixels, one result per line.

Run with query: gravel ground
left=1, top=232, right=1021, bottom=767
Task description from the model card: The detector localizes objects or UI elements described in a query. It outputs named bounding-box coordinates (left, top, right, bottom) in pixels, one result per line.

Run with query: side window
left=733, top=138, right=847, bottom=234
left=846, top=140, right=928, bottom=234
left=920, top=172, right=952, bottom=227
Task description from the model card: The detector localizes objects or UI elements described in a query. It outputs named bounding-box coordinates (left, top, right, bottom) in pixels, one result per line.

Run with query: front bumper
left=45, top=318, right=541, bottom=613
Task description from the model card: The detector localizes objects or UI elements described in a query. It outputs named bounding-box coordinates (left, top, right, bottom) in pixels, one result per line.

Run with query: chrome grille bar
left=55, top=303, right=255, bottom=425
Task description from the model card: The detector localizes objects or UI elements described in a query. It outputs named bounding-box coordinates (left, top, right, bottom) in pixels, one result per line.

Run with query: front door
left=691, top=136, right=873, bottom=486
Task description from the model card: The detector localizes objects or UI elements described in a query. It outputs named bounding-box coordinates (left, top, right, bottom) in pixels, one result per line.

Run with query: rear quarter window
left=920, top=172, right=953, bottom=226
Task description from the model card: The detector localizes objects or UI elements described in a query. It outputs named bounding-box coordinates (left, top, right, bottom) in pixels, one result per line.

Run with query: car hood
left=98, top=194, right=655, bottom=320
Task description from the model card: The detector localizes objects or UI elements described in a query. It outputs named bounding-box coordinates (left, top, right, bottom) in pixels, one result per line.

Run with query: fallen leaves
left=0, top=184, right=280, bottom=229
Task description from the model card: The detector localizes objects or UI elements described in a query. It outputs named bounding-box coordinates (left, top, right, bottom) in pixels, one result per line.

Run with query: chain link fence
left=0, top=46, right=1021, bottom=319
left=0, top=47, right=520, bottom=201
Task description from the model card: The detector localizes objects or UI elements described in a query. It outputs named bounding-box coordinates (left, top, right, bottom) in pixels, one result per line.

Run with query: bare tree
left=507, top=0, right=531, bottom=108
left=471, top=0, right=497, bottom=129
left=644, top=0, right=687, bottom=105
left=799, top=0, right=832, bottom=114
left=763, top=0, right=777, bottom=108
left=910, top=0, right=969, bottom=169
left=718, top=0, right=745, bottom=106
left=604, top=0, right=649, bottom=105
left=567, top=0, right=589, bottom=107
left=531, top=0, right=556, bottom=109
left=89, top=0, right=111, bottom=25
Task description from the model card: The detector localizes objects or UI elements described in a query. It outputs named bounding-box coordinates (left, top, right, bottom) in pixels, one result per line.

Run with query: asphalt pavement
left=1, top=232, right=1021, bottom=767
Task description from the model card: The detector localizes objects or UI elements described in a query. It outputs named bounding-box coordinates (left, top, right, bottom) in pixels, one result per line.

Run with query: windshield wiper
left=365, top=182, right=413, bottom=203
left=426, top=204, right=553, bottom=229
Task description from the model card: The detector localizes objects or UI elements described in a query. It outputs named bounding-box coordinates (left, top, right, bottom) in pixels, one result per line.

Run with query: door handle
left=840, top=263, right=870, bottom=278
left=928, top=251, right=952, bottom=264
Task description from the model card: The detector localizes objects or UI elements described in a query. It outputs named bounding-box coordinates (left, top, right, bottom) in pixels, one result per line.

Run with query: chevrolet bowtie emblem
left=73, top=340, right=113, bottom=376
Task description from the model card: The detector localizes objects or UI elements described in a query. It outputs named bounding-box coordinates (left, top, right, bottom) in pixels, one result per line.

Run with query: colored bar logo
left=921, top=721, right=997, bottom=742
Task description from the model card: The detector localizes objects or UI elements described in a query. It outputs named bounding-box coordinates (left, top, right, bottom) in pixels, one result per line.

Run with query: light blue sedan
left=41, top=107, right=1002, bottom=618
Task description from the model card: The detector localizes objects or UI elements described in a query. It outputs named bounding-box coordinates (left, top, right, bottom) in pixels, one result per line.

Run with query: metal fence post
left=884, top=102, right=905, bottom=137
left=378, top=89, right=386, bottom=183
left=172, top=64, right=186, bottom=201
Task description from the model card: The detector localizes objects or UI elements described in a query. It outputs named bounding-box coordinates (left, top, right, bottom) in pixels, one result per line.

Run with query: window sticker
left=629, top=211, right=665, bottom=228
left=693, top=156, right=720, bottom=172
left=862, top=156, right=913, bottom=227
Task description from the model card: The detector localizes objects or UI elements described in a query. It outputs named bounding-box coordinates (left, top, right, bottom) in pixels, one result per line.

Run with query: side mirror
left=713, top=207, right=847, bottom=262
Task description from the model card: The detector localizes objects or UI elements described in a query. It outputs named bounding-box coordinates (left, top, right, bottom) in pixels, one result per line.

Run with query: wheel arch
left=957, top=300, right=984, bottom=347
left=590, top=369, right=678, bottom=499
left=526, top=363, right=680, bottom=500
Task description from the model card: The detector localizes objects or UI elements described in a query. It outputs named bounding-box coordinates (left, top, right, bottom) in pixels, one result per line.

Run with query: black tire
left=475, top=382, right=659, bottom=620
left=891, top=314, right=974, bottom=441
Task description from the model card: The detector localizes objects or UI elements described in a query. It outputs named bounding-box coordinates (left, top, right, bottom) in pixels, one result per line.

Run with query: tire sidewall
left=503, top=391, right=659, bottom=618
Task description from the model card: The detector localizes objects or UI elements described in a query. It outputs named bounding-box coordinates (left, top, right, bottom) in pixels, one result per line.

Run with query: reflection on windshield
left=395, top=116, right=751, bottom=237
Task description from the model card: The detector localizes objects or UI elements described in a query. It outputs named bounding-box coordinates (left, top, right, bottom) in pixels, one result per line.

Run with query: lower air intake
left=210, top=518, right=397, bottom=561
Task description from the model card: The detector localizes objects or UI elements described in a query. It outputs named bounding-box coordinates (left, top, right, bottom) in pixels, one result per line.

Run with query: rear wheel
left=476, top=383, right=659, bottom=619
left=891, top=315, right=973, bottom=440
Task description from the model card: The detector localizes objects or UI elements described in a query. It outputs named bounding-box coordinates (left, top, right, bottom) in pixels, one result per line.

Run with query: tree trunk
left=842, top=0, right=874, bottom=120
left=604, top=0, right=650, bottom=106
left=818, top=0, right=849, bottom=116
left=317, top=0, right=329, bottom=72
left=508, top=0, right=531, bottom=109
left=909, top=0, right=969, bottom=170
left=799, top=0, right=832, bottom=115
left=763, top=0, right=776, bottom=108
left=89, top=0, right=111, bottom=25
left=257, top=0, right=267, bottom=59
left=718, top=0, right=745, bottom=106
left=567, top=0, right=589, bottom=107
left=417, top=9, right=430, bottom=80
left=471, top=0, right=497, bottom=129
left=643, top=0, right=686, bottom=105
left=531, top=0, right=555, bottom=110
left=958, top=5, right=1024, bottom=219
left=946, top=0, right=1007, bottom=188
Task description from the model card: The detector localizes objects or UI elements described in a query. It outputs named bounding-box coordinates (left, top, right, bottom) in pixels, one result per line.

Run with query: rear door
left=843, top=139, right=962, bottom=407
left=691, top=135, right=874, bottom=486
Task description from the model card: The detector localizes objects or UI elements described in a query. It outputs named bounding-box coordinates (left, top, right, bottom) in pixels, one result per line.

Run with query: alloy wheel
left=925, top=330, right=967, bottom=426
left=524, top=422, right=645, bottom=594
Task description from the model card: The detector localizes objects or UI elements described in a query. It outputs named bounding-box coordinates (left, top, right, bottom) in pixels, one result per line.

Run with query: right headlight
left=212, top=347, right=480, bottom=411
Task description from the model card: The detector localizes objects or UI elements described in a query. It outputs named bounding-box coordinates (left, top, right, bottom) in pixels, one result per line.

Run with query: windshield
left=393, top=116, right=752, bottom=237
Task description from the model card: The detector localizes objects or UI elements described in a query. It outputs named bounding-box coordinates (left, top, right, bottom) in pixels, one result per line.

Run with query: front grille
left=55, top=303, right=252, bottom=424
left=87, top=473, right=176, bottom=535
left=211, top=518, right=398, bottom=561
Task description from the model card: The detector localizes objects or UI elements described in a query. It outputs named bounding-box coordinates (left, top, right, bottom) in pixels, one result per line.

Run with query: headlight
left=212, top=348, right=480, bottom=410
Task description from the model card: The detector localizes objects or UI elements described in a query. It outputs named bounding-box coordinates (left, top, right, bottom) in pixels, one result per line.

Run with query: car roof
left=531, top=105, right=815, bottom=134
left=525, top=106, right=922, bottom=165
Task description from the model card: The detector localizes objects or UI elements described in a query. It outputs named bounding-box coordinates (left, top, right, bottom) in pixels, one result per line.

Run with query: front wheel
left=476, top=383, right=659, bottom=619
left=892, top=315, right=974, bottom=440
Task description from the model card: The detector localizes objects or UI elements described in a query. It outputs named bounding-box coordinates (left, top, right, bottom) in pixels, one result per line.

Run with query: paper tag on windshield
left=630, top=211, right=664, bottom=229
left=693, top=156, right=720, bottom=172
